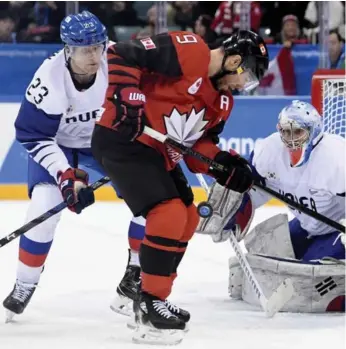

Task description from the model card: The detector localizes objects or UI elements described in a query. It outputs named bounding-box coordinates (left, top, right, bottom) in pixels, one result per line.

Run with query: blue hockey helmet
left=60, top=11, right=107, bottom=47
left=277, top=100, right=323, bottom=167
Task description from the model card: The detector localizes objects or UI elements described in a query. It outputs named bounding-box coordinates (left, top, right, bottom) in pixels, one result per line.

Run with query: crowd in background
left=0, top=1, right=345, bottom=44
left=0, top=1, right=344, bottom=91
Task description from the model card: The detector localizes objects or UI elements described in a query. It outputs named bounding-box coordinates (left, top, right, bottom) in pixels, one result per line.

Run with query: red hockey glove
left=57, top=168, right=95, bottom=214
left=111, top=85, right=147, bottom=141
left=209, top=150, right=254, bottom=194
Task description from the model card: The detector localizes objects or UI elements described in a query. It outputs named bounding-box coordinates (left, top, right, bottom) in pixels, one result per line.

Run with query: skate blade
left=132, top=323, right=185, bottom=346
left=265, top=278, right=295, bottom=318
left=110, top=294, right=133, bottom=317
left=128, top=317, right=189, bottom=334
left=5, top=310, right=16, bottom=323
left=127, top=314, right=137, bottom=330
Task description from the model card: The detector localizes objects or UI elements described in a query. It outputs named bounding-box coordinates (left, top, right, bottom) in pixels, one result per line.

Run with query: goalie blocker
left=196, top=181, right=254, bottom=243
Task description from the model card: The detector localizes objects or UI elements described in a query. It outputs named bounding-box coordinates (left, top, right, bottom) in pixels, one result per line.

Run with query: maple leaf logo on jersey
left=164, top=108, right=208, bottom=147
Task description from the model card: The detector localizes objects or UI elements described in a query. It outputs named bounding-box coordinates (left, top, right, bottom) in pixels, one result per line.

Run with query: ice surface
left=0, top=202, right=344, bottom=349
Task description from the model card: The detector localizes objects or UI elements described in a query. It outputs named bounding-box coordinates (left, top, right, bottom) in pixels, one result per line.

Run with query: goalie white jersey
left=250, top=132, right=345, bottom=236
left=15, top=49, right=108, bottom=181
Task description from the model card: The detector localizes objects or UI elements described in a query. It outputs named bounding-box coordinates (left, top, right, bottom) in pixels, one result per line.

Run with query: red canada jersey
left=97, top=31, right=234, bottom=172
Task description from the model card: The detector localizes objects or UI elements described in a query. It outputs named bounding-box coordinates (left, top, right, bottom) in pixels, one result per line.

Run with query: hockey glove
left=112, top=85, right=146, bottom=141
left=57, top=168, right=95, bottom=214
left=209, top=150, right=254, bottom=194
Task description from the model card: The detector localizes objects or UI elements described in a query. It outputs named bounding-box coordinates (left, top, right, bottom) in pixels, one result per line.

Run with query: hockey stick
left=196, top=173, right=294, bottom=317
left=142, top=126, right=345, bottom=233
left=0, top=176, right=111, bottom=248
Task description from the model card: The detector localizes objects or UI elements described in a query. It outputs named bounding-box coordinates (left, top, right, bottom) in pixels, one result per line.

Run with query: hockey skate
left=110, top=252, right=141, bottom=316
left=128, top=299, right=190, bottom=332
left=164, top=299, right=190, bottom=323
left=132, top=292, right=186, bottom=345
left=3, top=280, right=37, bottom=323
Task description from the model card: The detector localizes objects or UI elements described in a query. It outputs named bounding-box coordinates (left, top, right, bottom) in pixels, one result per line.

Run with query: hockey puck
left=197, top=202, right=213, bottom=218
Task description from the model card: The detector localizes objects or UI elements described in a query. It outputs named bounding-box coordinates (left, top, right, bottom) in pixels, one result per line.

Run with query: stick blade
left=265, top=278, right=295, bottom=318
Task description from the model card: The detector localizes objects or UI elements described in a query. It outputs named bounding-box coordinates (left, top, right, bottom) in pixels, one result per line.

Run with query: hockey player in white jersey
left=3, top=11, right=145, bottom=321
left=200, top=100, right=345, bottom=312
left=248, top=100, right=345, bottom=259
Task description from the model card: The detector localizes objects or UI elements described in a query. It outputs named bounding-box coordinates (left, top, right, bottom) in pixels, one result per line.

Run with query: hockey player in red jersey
left=91, top=30, right=268, bottom=344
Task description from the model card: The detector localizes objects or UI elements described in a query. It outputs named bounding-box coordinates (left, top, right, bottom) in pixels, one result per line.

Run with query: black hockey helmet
left=220, top=30, right=269, bottom=91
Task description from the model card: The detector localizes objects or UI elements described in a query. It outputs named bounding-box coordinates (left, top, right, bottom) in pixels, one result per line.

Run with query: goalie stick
left=142, top=126, right=345, bottom=233
left=195, top=173, right=294, bottom=317
left=0, top=176, right=110, bottom=248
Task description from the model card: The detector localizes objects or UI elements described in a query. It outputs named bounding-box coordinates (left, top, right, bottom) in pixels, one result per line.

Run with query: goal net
left=311, top=69, right=346, bottom=137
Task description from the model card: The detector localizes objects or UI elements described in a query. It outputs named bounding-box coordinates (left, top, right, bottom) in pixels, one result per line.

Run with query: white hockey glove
left=196, top=182, right=253, bottom=243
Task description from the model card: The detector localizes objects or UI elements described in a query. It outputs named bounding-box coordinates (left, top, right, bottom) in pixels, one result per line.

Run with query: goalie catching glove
left=111, top=86, right=147, bottom=141
left=57, top=168, right=95, bottom=214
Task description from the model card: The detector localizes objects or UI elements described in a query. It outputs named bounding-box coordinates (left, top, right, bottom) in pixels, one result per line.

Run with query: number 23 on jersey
left=27, top=78, right=49, bottom=105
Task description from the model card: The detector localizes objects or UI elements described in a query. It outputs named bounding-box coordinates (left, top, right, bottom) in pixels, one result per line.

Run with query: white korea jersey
left=250, top=132, right=345, bottom=236
left=15, top=49, right=108, bottom=181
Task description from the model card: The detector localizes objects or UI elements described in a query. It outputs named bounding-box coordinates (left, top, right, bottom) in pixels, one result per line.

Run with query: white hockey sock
left=129, top=249, right=140, bottom=267
left=17, top=261, right=43, bottom=285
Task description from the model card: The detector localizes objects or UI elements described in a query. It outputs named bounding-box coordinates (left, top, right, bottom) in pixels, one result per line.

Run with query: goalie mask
left=277, top=100, right=323, bottom=167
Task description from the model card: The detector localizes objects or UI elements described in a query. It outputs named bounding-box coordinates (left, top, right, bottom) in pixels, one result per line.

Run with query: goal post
left=311, top=69, right=346, bottom=137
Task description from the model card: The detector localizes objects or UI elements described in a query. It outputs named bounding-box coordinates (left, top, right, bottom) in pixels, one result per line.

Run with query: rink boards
left=0, top=97, right=310, bottom=204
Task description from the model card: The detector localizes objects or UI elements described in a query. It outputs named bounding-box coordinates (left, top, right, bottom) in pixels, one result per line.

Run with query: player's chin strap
left=142, top=126, right=345, bottom=234
left=195, top=173, right=295, bottom=317
left=0, top=176, right=110, bottom=249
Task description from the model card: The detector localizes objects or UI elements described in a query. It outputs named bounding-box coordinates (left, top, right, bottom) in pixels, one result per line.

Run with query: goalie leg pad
left=228, top=256, right=243, bottom=299
left=240, top=254, right=345, bottom=313
left=244, top=214, right=295, bottom=258
left=196, top=182, right=243, bottom=242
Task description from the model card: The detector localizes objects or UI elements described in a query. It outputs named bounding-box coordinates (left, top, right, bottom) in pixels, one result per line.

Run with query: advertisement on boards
left=0, top=44, right=319, bottom=96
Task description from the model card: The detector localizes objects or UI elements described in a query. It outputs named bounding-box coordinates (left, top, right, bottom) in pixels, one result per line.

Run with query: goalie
left=199, top=100, right=345, bottom=313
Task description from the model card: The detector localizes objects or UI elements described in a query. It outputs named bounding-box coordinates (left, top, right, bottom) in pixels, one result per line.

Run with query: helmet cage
left=277, top=100, right=323, bottom=167
left=277, top=121, right=311, bottom=150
